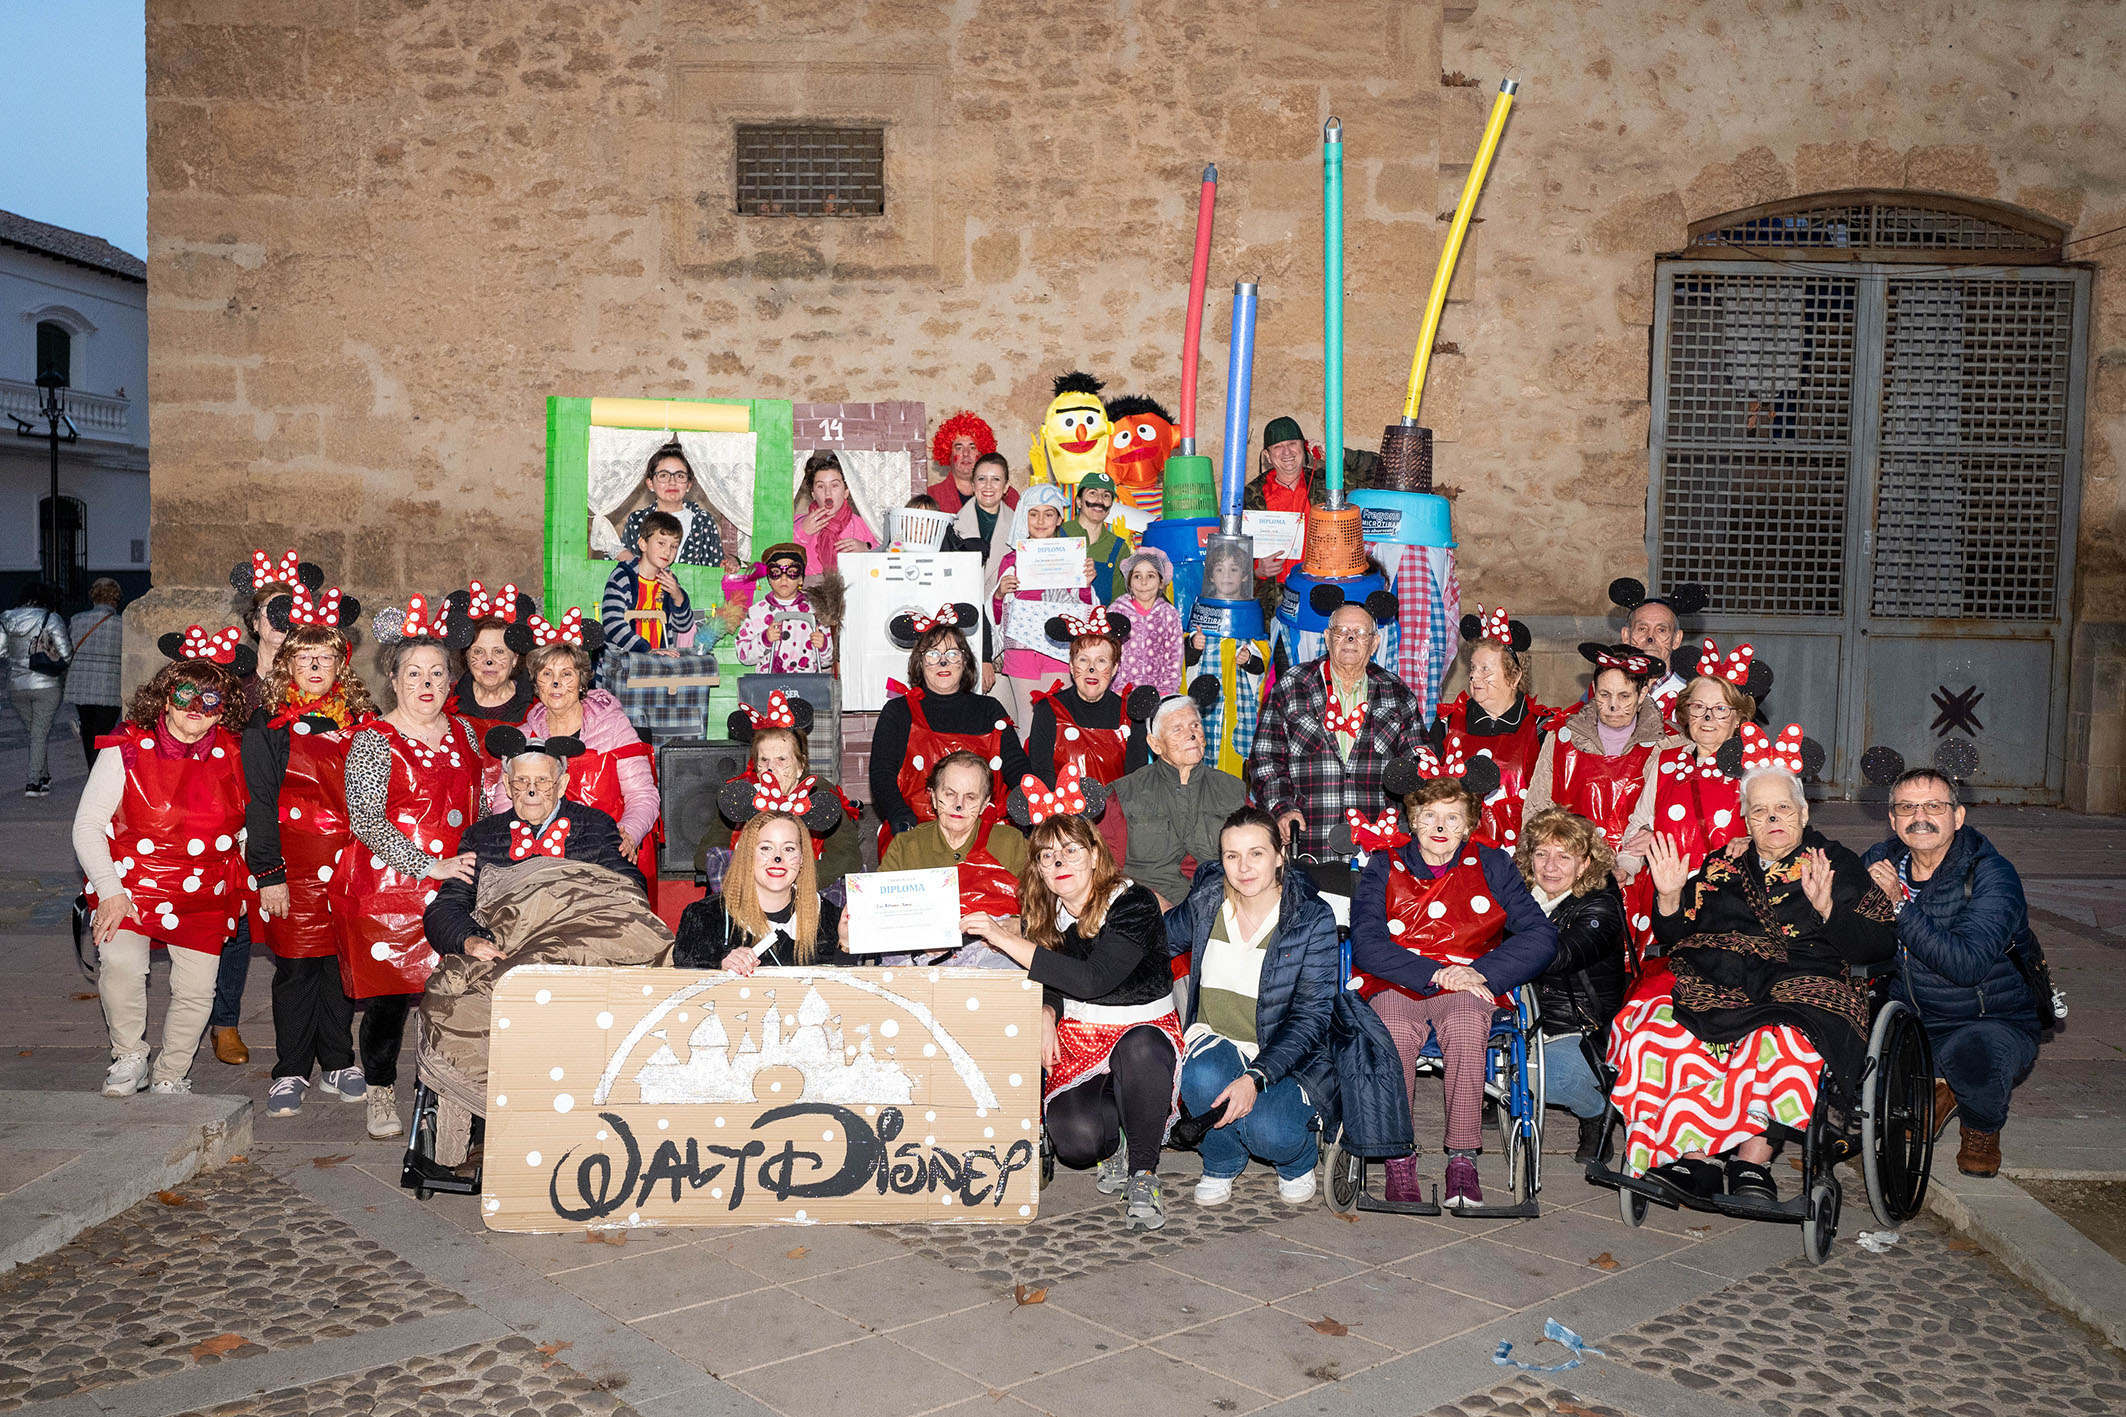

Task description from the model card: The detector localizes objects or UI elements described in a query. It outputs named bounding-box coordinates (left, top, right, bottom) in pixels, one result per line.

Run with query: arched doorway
left=1648, top=192, right=2088, bottom=801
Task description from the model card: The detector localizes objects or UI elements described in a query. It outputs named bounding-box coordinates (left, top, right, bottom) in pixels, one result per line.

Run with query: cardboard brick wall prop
left=483, top=964, right=1045, bottom=1231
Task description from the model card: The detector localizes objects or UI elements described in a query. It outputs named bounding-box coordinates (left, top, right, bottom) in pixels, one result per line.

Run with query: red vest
left=1357, top=849, right=1508, bottom=1004
left=260, top=716, right=358, bottom=959
left=1652, top=746, right=1745, bottom=872
left=895, top=689, right=1008, bottom=829
left=330, top=719, right=481, bottom=997
left=1037, top=683, right=1133, bottom=786
left=954, top=822, right=1022, bottom=917
left=1546, top=717, right=1657, bottom=848
left=1438, top=693, right=1548, bottom=849
left=89, top=726, right=248, bottom=954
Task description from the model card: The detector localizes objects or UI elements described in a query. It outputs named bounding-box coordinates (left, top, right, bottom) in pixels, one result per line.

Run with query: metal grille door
left=1650, top=260, right=2088, bottom=800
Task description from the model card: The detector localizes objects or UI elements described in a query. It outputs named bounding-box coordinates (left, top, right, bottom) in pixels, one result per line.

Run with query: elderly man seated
left=1247, top=599, right=1427, bottom=861
left=1111, top=695, right=1246, bottom=909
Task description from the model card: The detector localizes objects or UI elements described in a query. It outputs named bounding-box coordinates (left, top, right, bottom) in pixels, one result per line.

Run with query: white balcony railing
left=0, top=378, right=134, bottom=442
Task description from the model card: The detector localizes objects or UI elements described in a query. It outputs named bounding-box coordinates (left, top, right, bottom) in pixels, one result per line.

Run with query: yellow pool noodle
left=1402, top=79, right=1518, bottom=422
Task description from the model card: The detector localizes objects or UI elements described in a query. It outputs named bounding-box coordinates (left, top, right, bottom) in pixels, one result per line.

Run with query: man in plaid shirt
left=1248, top=602, right=1429, bottom=860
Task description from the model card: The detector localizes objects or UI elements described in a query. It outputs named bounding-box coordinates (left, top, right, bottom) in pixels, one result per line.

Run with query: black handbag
left=28, top=613, right=70, bottom=677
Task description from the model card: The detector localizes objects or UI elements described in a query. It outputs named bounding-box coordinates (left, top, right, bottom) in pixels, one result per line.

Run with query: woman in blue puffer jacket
left=1163, top=805, right=1342, bottom=1206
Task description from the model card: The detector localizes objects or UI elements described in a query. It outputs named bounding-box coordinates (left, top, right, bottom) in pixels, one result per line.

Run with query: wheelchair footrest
left=1444, top=1197, right=1540, bottom=1220
left=400, top=1146, right=481, bottom=1196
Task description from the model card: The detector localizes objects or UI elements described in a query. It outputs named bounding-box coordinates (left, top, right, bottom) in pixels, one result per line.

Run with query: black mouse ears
left=1381, top=735, right=1502, bottom=803
left=1124, top=684, right=1161, bottom=722
left=503, top=608, right=604, bottom=657
left=373, top=595, right=476, bottom=650
left=229, top=550, right=324, bottom=595
left=157, top=625, right=257, bottom=681
left=1004, top=764, right=1111, bottom=828
left=1861, top=739, right=1980, bottom=788
left=484, top=725, right=586, bottom=763
left=1045, top=607, right=1133, bottom=646
left=888, top=602, right=980, bottom=649
left=1458, top=603, right=1531, bottom=654
left=717, top=771, right=843, bottom=835
left=726, top=690, right=816, bottom=743
left=1307, top=583, right=1397, bottom=625
left=264, top=585, right=362, bottom=634
left=1610, top=576, right=1709, bottom=618
left=1185, top=674, right=1221, bottom=712
left=1717, top=722, right=1829, bottom=782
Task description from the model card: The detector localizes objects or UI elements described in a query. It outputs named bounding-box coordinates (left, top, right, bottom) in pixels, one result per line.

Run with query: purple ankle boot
left=1383, top=1154, right=1423, bottom=1204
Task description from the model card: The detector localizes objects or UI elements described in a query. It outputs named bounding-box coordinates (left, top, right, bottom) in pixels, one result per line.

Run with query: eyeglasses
left=291, top=653, right=338, bottom=672
left=1889, top=800, right=1956, bottom=819
left=1038, top=842, right=1091, bottom=868
left=1685, top=704, right=1736, bottom=720
left=169, top=685, right=224, bottom=711
left=651, top=469, right=691, bottom=482
left=922, top=649, right=966, bottom=665
left=1328, top=627, right=1374, bottom=643
left=765, top=561, right=804, bottom=578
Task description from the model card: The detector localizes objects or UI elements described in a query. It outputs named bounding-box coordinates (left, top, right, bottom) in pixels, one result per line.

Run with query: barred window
left=735, top=125, right=885, bottom=218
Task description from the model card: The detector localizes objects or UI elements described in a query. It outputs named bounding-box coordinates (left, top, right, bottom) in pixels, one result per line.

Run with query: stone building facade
left=142, top=0, right=2126, bottom=808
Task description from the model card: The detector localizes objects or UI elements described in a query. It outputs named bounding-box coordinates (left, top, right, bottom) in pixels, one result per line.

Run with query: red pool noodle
left=1178, top=165, right=1218, bottom=444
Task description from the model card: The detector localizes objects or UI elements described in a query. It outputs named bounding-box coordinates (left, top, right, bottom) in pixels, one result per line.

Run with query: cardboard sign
left=482, top=965, right=1045, bottom=1231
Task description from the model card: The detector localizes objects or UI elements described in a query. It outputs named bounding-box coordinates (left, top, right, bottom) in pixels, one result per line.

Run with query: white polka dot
left=292, top=721, right=312, bottom=736
left=484, top=1198, right=499, bottom=1212
left=370, top=855, right=385, bottom=871
left=447, top=809, right=464, bottom=827
left=715, top=1117, right=726, bottom=1127
left=879, top=1019, right=899, bottom=1037
left=549, top=1066, right=565, bottom=1081
left=658, top=1118, right=668, bottom=1129
left=595, top=1011, right=614, bottom=1029
left=1004, top=1024, right=1019, bottom=1037
left=1504, top=829, right=1517, bottom=842
left=1668, top=804, right=1687, bottom=822
left=989, top=756, right=1003, bottom=770
left=1712, top=809, right=1733, bottom=828
left=496, top=1016, right=510, bottom=1029
left=1462, top=856, right=1477, bottom=867
left=911, top=754, right=925, bottom=770
left=1008, top=1073, right=1023, bottom=1087
left=1471, top=896, right=1492, bottom=914
left=966, top=996, right=980, bottom=1011
left=1063, top=726, right=1080, bottom=741
left=187, top=838, right=205, bottom=855
left=247, top=874, right=259, bottom=888
left=215, top=835, right=233, bottom=851
left=526, top=1150, right=542, bottom=1167
left=225, top=917, right=236, bottom=929
left=118, top=858, right=134, bottom=873
left=1633, top=914, right=1651, bottom=930
left=428, top=839, right=445, bottom=853
left=371, top=942, right=393, bottom=959
left=1019, top=1204, right=1032, bottom=1216
left=423, top=889, right=436, bottom=905
left=553, top=1094, right=574, bottom=1113
left=1426, top=901, right=1447, bottom=919
left=995, top=720, right=1009, bottom=731
left=495, top=1094, right=507, bottom=1105
left=215, top=881, right=226, bottom=895
left=770, top=1081, right=782, bottom=1092
left=211, top=746, right=226, bottom=759
left=1388, top=918, right=1406, bottom=935
left=317, top=865, right=333, bottom=883
left=137, top=839, right=154, bottom=854
left=182, top=877, right=201, bottom=893
left=923, top=1043, right=937, bottom=1057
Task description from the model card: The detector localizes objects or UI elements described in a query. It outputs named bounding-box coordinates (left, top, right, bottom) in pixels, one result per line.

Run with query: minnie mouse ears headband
left=1458, top=603, right=1531, bottom=654
left=1382, top=734, right=1504, bottom=803
left=228, top=550, right=324, bottom=595
left=716, top=770, right=844, bottom=835
left=445, top=580, right=538, bottom=627
left=1578, top=642, right=1657, bottom=679
left=157, top=624, right=259, bottom=680
left=1861, top=738, right=1979, bottom=789
left=888, top=603, right=980, bottom=649
left=1714, top=722, right=1828, bottom=781
left=373, top=595, right=474, bottom=650
left=1691, top=637, right=1774, bottom=701
left=503, top=607, right=605, bottom=655
left=726, top=690, right=816, bottom=742
left=1045, top=605, right=1134, bottom=646
left=265, top=584, right=362, bottom=634
left=1005, top=761, right=1112, bottom=828
left=1609, top=577, right=1709, bottom=618
left=1307, top=583, right=1398, bottom=626
left=484, top=725, right=587, bottom=764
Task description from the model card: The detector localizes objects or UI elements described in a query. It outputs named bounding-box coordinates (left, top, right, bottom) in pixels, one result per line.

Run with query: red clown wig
left=930, top=411, right=998, bottom=468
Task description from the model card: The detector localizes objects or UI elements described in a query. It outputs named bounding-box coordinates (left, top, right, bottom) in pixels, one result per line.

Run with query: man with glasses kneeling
left=1863, top=771, right=2041, bottom=1178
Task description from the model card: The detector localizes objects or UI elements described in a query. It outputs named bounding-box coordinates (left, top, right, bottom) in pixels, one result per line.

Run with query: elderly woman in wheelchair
left=1605, top=758, right=1899, bottom=1220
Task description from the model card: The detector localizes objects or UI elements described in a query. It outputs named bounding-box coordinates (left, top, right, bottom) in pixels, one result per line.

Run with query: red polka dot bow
left=1058, top=606, right=1115, bottom=639
left=1473, top=604, right=1513, bottom=646
left=1411, top=733, right=1470, bottom=779
left=399, top=594, right=451, bottom=643
left=178, top=625, right=245, bottom=665
left=1017, top=763, right=1089, bottom=823
left=1698, top=638, right=1756, bottom=687
left=743, top=691, right=797, bottom=729
left=528, top=608, right=589, bottom=647
left=1346, top=807, right=1411, bottom=852
left=465, top=581, right=522, bottom=623
left=908, top=604, right=960, bottom=634
left=286, top=584, right=345, bottom=628
left=249, top=549, right=303, bottom=590
left=1322, top=699, right=1369, bottom=739
left=509, top=817, right=571, bottom=860
left=750, top=770, right=816, bottom=816
left=1738, top=722, right=1806, bottom=774
left=1593, top=647, right=1655, bottom=676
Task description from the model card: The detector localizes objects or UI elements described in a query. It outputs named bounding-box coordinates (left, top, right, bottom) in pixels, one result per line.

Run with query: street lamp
left=11, top=368, right=79, bottom=596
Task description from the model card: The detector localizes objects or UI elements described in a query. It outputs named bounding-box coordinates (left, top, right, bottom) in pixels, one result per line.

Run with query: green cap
left=1263, top=416, right=1306, bottom=448
left=1076, top=472, right=1117, bottom=498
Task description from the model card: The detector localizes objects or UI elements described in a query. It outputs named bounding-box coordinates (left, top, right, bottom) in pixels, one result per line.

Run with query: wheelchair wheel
left=71, top=895, right=96, bottom=982
left=1801, top=1180, right=1840, bottom=1265
left=1322, top=1136, right=1363, bottom=1216
left=1861, top=998, right=1936, bottom=1227
left=1619, top=1185, right=1648, bottom=1228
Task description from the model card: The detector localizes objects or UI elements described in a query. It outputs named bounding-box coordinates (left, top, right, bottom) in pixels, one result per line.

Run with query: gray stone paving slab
left=722, top=1333, right=988, bottom=1417
left=160, top=1336, right=637, bottom=1417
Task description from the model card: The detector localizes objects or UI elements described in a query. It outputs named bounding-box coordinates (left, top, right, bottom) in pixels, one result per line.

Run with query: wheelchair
left=1583, top=966, right=1936, bottom=1265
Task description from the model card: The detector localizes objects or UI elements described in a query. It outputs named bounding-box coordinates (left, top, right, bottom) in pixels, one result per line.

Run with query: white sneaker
left=102, top=1053, right=150, bottom=1096
left=148, top=1078, right=194, bottom=1095
left=1277, top=1169, right=1318, bottom=1204
left=1194, top=1174, right=1236, bottom=1206
left=319, top=1067, right=368, bottom=1102
left=366, top=1084, right=403, bottom=1139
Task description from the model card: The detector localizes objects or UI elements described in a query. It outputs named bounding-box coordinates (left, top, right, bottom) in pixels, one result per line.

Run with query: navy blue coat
left=1163, top=861, right=1341, bottom=1109
left=1862, top=826, right=2038, bottom=1033
left=1349, top=840, right=1559, bottom=996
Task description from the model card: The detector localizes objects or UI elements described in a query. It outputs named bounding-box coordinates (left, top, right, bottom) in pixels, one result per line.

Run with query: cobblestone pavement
left=1414, top=1378, right=1636, bottom=1417
left=169, top=1338, right=639, bottom=1417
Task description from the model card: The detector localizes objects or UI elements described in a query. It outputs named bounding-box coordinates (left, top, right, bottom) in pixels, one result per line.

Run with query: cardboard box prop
left=838, top=550, right=986, bottom=711
left=483, top=965, right=1045, bottom=1231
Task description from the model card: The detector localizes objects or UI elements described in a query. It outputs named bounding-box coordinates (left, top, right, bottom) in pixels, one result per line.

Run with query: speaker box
left=657, top=737, right=748, bottom=879
left=737, top=673, right=841, bottom=783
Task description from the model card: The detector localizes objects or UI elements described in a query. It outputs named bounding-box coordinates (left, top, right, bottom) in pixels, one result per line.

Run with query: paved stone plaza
left=2, top=717, right=2123, bottom=1416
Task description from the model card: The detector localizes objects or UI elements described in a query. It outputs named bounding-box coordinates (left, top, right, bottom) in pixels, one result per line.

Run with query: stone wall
left=141, top=0, right=2126, bottom=805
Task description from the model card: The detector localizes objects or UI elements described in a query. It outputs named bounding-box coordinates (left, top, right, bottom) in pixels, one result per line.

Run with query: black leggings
left=357, top=993, right=418, bottom=1087
left=1046, top=1024, right=1177, bottom=1176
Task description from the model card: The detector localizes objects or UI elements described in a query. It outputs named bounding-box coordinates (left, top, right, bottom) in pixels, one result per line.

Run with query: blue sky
left=0, top=0, right=147, bottom=258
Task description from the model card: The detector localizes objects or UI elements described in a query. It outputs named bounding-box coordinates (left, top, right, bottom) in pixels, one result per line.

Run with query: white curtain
left=586, top=426, right=758, bottom=559
left=795, top=448, right=913, bottom=548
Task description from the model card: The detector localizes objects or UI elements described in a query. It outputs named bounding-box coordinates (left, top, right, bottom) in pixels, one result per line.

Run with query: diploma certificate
left=1242, top=510, right=1304, bottom=561
left=1014, top=536, right=1088, bottom=590
left=842, top=868, right=963, bottom=955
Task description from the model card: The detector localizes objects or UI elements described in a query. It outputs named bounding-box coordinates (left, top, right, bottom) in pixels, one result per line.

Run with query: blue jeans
left=210, top=915, right=252, bottom=1029
left=1931, top=1018, right=2038, bottom=1134
left=1541, top=1034, right=1607, bottom=1120
left=1180, top=1035, right=1318, bottom=1181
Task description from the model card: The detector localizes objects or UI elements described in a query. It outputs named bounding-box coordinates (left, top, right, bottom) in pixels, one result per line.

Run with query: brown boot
left=210, top=1026, right=249, bottom=1066
left=1956, top=1124, right=2001, bottom=1178
left=1933, top=1079, right=1957, bottom=1132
